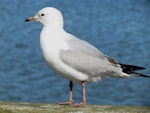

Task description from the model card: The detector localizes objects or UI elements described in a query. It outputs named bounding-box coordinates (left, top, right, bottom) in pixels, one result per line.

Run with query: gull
left=25, top=7, right=149, bottom=107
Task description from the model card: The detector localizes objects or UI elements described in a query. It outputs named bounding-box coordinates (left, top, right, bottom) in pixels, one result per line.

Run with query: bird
left=25, top=7, right=149, bottom=107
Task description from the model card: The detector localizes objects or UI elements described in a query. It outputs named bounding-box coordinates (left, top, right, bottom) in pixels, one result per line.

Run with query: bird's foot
left=73, top=101, right=86, bottom=107
left=57, top=101, right=73, bottom=106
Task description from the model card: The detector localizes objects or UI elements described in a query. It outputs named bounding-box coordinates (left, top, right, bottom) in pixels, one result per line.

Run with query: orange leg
left=58, top=81, right=73, bottom=105
left=73, top=81, right=86, bottom=107
left=58, top=81, right=86, bottom=107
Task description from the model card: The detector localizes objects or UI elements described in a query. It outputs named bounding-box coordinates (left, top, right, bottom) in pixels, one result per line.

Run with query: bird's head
left=25, top=7, right=64, bottom=27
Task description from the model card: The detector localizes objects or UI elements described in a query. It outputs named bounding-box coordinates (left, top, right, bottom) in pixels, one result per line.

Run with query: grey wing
left=60, top=50, right=122, bottom=78
left=60, top=36, right=122, bottom=77
left=66, top=35, right=121, bottom=68
left=60, top=50, right=106, bottom=75
left=67, top=35, right=105, bottom=59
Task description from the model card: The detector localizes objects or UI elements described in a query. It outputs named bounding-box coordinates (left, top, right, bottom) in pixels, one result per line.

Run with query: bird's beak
left=25, top=16, right=37, bottom=22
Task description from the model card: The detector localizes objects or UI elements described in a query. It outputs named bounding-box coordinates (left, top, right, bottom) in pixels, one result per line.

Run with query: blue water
left=0, top=0, right=150, bottom=106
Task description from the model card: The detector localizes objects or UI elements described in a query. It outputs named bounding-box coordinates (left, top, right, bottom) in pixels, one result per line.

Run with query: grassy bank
left=0, top=101, right=149, bottom=113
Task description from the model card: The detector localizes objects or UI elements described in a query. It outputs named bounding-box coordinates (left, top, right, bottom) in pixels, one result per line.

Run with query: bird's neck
left=42, top=16, right=64, bottom=29
left=42, top=25, right=64, bottom=35
left=40, top=26, right=68, bottom=60
left=40, top=26, right=66, bottom=43
left=43, top=22, right=63, bottom=29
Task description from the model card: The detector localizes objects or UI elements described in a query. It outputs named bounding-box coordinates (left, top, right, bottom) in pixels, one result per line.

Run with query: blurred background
left=0, top=0, right=150, bottom=106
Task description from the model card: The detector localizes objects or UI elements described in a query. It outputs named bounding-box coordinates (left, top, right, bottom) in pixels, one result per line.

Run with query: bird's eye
left=41, top=14, right=44, bottom=16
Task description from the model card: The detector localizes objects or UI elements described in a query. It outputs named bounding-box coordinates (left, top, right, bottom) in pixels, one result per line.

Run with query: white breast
left=40, top=27, right=68, bottom=67
left=40, top=27, right=89, bottom=82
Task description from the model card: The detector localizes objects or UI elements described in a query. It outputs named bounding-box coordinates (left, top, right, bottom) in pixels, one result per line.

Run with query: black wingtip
left=25, top=18, right=29, bottom=22
left=120, top=63, right=146, bottom=73
left=119, top=63, right=149, bottom=78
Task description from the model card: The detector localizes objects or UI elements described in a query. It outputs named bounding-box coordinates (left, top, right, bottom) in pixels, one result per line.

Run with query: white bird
left=25, top=7, right=149, bottom=107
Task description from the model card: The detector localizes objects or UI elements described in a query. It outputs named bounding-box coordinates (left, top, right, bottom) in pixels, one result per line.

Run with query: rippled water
left=0, top=0, right=150, bottom=106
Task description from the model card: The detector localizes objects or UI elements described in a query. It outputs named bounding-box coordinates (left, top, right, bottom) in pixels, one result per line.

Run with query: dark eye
left=41, top=14, right=44, bottom=16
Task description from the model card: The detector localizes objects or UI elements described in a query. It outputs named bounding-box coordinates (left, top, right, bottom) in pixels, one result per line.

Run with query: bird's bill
left=25, top=16, right=37, bottom=22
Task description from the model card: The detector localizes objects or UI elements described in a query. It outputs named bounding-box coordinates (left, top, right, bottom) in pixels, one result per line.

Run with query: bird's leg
left=73, top=81, right=86, bottom=107
left=58, top=81, right=73, bottom=105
